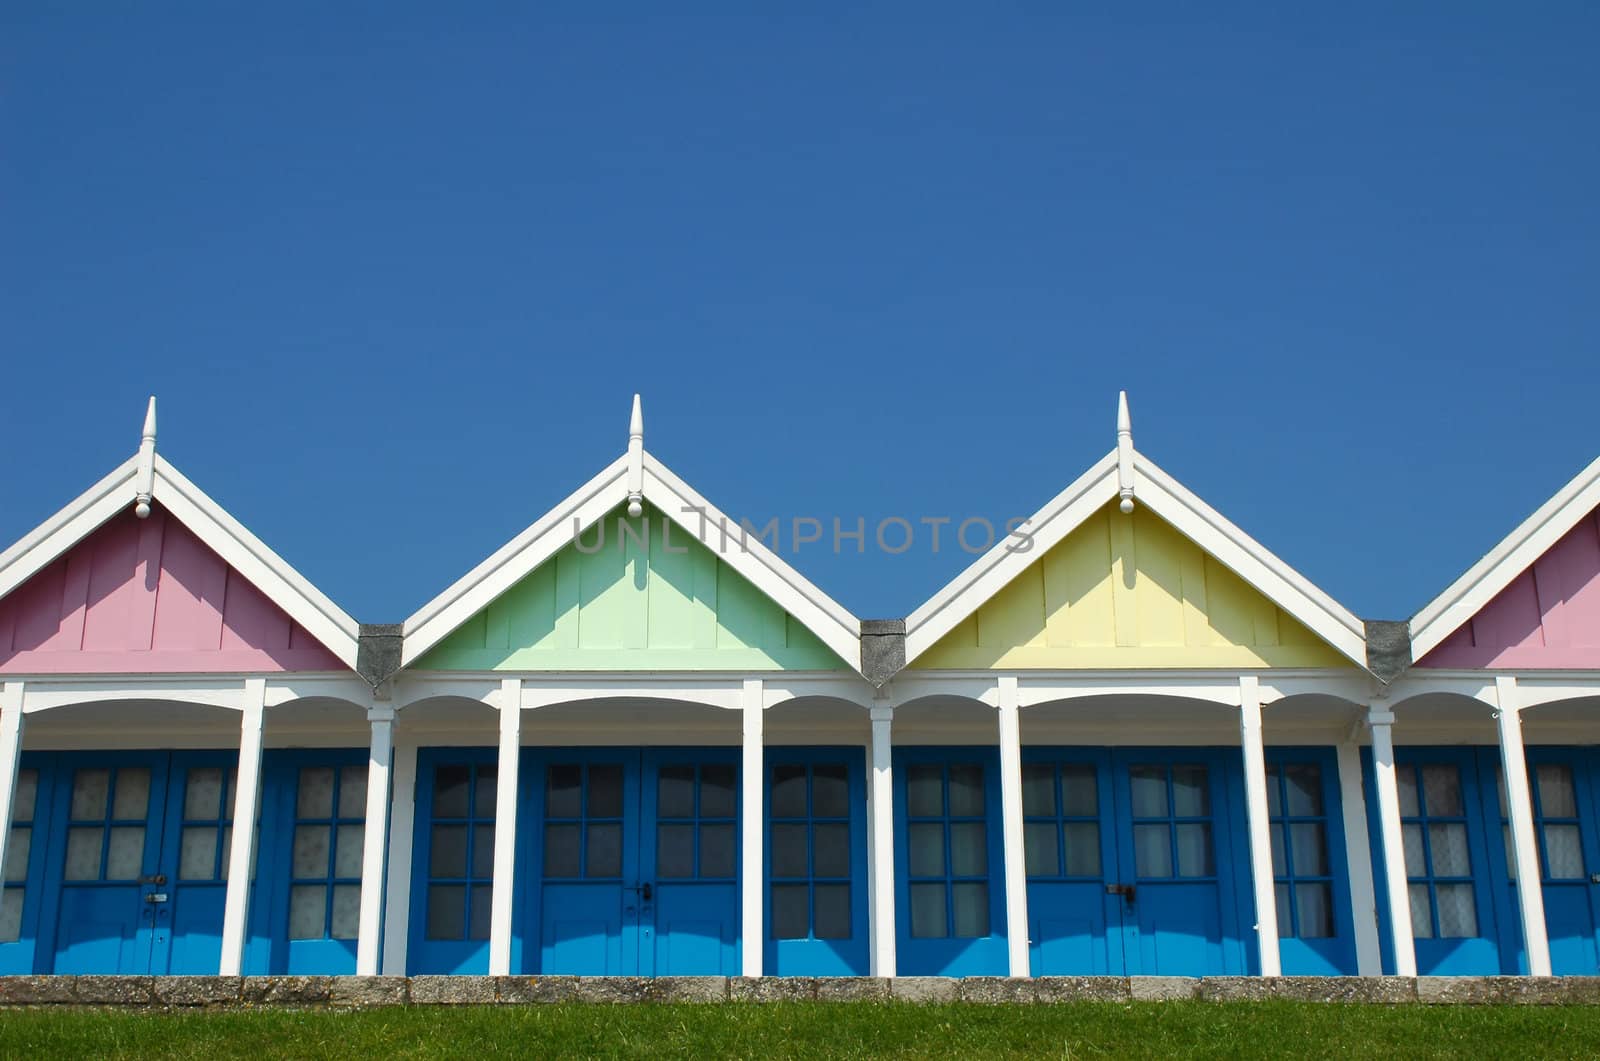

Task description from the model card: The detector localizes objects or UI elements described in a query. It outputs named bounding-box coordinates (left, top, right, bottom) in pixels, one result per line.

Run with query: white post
left=220, top=677, right=266, bottom=976
left=1368, top=706, right=1417, bottom=976
left=1495, top=676, right=1551, bottom=976
left=1238, top=676, right=1281, bottom=976
left=381, top=739, right=419, bottom=975
left=741, top=679, right=764, bottom=977
left=868, top=704, right=896, bottom=977
left=1335, top=740, right=1382, bottom=975
left=489, top=678, right=521, bottom=976
left=0, top=682, right=25, bottom=905
left=996, top=676, right=1030, bottom=977
left=356, top=704, right=395, bottom=975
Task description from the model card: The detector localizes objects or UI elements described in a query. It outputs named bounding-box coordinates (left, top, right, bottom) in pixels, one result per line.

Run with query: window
left=543, top=763, right=624, bottom=880
left=1128, top=764, right=1214, bottom=879
left=1021, top=762, right=1101, bottom=879
left=1266, top=762, right=1333, bottom=938
left=655, top=763, right=736, bottom=881
left=177, top=766, right=237, bottom=883
left=425, top=763, right=496, bottom=941
left=1494, top=763, right=1587, bottom=882
left=288, top=765, right=367, bottom=941
left=1398, top=763, right=1477, bottom=938
left=0, top=768, right=37, bottom=942
left=770, top=762, right=851, bottom=941
left=63, top=766, right=150, bottom=882
left=906, top=762, right=989, bottom=939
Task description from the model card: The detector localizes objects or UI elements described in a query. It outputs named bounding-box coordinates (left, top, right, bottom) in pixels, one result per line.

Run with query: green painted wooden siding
left=415, top=503, right=847, bottom=671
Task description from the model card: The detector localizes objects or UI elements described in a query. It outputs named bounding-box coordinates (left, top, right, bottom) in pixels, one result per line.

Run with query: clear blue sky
left=3, top=5, right=1596, bottom=627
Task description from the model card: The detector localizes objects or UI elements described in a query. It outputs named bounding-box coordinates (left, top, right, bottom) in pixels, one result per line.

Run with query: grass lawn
left=2, top=1001, right=1599, bottom=1059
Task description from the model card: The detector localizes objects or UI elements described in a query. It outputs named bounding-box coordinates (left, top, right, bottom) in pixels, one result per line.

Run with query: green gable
left=415, top=503, right=847, bottom=671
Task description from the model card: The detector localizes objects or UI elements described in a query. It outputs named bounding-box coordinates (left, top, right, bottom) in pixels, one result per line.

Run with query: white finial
left=1116, top=391, right=1135, bottom=514
left=134, top=396, right=157, bottom=518
left=626, top=394, right=644, bottom=518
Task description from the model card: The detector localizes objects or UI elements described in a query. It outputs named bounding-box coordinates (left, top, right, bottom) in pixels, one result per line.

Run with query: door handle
left=1106, top=883, right=1136, bottom=905
left=138, top=874, right=167, bottom=885
left=628, top=882, right=654, bottom=902
left=143, top=893, right=169, bottom=904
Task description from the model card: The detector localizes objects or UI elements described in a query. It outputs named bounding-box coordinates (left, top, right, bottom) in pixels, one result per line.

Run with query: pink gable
left=0, top=505, right=346, bottom=674
left=1419, top=506, right=1600, bottom=669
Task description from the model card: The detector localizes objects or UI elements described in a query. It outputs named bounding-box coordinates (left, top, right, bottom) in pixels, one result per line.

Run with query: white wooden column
left=1367, top=705, right=1416, bottom=976
left=220, top=677, right=266, bottom=976
left=1495, top=676, right=1551, bottom=976
left=381, top=739, right=419, bottom=975
left=489, top=678, right=522, bottom=976
left=356, top=703, right=395, bottom=975
left=741, top=679, right=764, bottom=977
left=868, top=704, right=896, bottom=977
left=0, top=682, right=26, bottom=905
left=1335, top=740, right=1382, bottom=974
left=1238, top=675, right=1280, bottom=976
left=996, top=676, right=1030, bottom=977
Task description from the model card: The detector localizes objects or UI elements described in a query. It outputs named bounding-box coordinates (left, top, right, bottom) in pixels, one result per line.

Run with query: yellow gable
left=913, top=502, right=1346, bottom=669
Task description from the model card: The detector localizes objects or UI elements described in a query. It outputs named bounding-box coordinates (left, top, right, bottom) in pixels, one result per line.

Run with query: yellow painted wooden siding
left=913, top=502, right=1346, bottom=669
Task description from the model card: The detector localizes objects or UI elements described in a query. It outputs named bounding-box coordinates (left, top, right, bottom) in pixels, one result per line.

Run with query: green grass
left=2, top=1002, right=1599, bottom=1059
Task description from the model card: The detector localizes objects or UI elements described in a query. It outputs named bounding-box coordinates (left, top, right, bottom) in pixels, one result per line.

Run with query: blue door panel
left=1030, top=882, right=1117, bottom=973
left=0, top=752, right=58, bottom=974
left=408, top=748, right=499, bottom=975
left=638, top=749, right=740, bottom=976
left=1264, top=748, right=1359, bottom=976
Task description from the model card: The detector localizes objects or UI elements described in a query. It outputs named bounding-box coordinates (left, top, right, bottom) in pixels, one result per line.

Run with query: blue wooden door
left=1023, top=750, right=1122, bottom=975
left=1264, top=749, right=1358, bottom=975
left=640, top=750, right=739, bottom=975
left=0, top=755, right=54, bottom=974
left=408, top=749, right=499, bottom=974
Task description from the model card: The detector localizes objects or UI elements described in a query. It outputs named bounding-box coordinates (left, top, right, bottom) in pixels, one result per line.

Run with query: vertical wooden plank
left=1178, top=534, right=1211, bottom=648
left=1060, top=508, right=1115, bottom=647
left=1108, top=505, right=1139, bottom=647
left=553, top=550, right=581, bottom=650
left=690, top=547, right=718, bottom=651
left=54, top=547, right=93, bottom=652
left=976, top=565, right=1046, bottom=653
left=80, top=514, right=139, bottom=652
left=129, top=508, right=165, bottom=651
left=622, top=509, right=649, bottom=650
left=483, top=595, right=511, bottom=653
left=646, top=511, right=697, bottom=650
left=507, top=563, right=558, bottom=653
left=1130, top=510, right=1184, bottom=647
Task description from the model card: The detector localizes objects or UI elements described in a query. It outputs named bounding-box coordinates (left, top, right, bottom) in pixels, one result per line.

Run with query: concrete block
left=646, top=977, right=728, bottom=1003
left=241, top=976, right=334, bottom=1005
left=1129, top=977, right=1199, bottom=1002
left=409, top=975, right=495, bottom=1005
left=1032, top=976, right=1131, bottom=1003
left=888, top=977, right=959, bottom=1003
left=0, top=976, right=77, bottom=1005
left=152, top=976, right=243, bottom=1007
left=569, top=977, right=650, bottom=1003
left=73, top=976, right=156, bottom=1006
left=814, top=977, right=890, bottom=1002
left=328, top=976, right=408, bottom=1007
left=728, top=977, right=818, bottom=1002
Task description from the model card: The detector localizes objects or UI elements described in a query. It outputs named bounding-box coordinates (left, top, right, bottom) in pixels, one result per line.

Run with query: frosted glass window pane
left=335, top=824, right=364, bottom=878
left=1296, top=882, right=1334, bottom=937
left=289, top=885, right=326, bottom=939
left=657, top=767, right=696, bottom=818
left=953, top=882, right=989, bottom=938
left=586, top=823, right=620, bottom=878
left=469, top=884, right=493, bottom=940
left=1422, top=765, right=1462, bottom=816
left=1130, top=768, right=1167, bottom=818
left=950, top=822, right=987, bottom=876
left=64, top=827, right=102, bottom=880
left=1544, top=824, right=1585, bottom=879
left=1134, top=824, right=1172, bottom=877
left=589, top=765, right=623, bottom=818
left=1436, top=883, right=1477, bottom=938
left=1025, top=822, right=1059, bottom=877
left=1409, top=883, right=1434, bottom=939
left=544, top=824, right=579, bottom=878
left=910, top=882, right=946, bottom=938
left=700, top=823, right=735, bottom=877
left=813, top=822, right=849, bottom=877
left=12, top=769, right=37, bottom=823
left=473, top=767, right=497, bottom=818
left=907, top=765, right=943, bottom=817
left=909, top=823, right=945, bottom=877
left=295, top=825, right=332, bottom=878
left=546, top=765, right=581, bottom=818
left=1266, top=767, right=1282, bottom=817
left=179, top=826, right=218, bottom=880
left=1271, top=824, right=1286, bottom=876
left=812, top=765, right=848, bottom=818
left=1283, top=765, right=1322, bottom=816
left=470, top=824, right=495, bottom=879
left=184, top=768, right=223, bottom=820
left=1291, top=823, right=1329, bottom=876
left=297, top=768, right=334, bottom=819
left=433, top=766, right=470, bottom=818
left=1176, top=823, right=1213, bottom=877
left=1061, top=765, right=1098, bottom=817
left=772, top=883, right=808, bottom=939
left=338, top=767, right=368, bottom=819
left=700, top=765, right=737, bottom=818
left=1537, top=765, right=1578, bottom=818
left=1275, top=882, right=1291, bottom=935
left=331, top=884, right=360, bottom=939
left=1172, top=766, right=1209, bottom=816
left=427, top=885, right=464, bottom=939
left=1429, top=823, right=1471, bottom=876
left=948, top=765, right=984, bottom=816
left=431, top=824, right=469, bottom=879
left=814, top=883, right=849, bottom=940
left=112, top=769, right=150, bottom=821
left=1402, top=823, right=1426, bottom=876
left=4, top=827, right=30, bottom=883
left=771, top=766, right=807, bottom=819
left=1022, top=765, right=1055, bottom=817
left=1397, top=767, right=1419, bottom=818
left=772, top=824, right=809, bottom=878
left=0, top=888, right=21, bottom=943
left=657, top=823, right=694, bottom=878
left=70, top=769, right=109, bottom=820
left=1063, top=823, right=1101, bottom=877
left=106, top=827, right=143, bottom=879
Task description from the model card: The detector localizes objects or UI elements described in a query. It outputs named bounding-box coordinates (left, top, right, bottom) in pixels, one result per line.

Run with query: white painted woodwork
left=219, top=678, right=266, bottom=976
left=1495, top=676, right=1552, bottom=976
left=741, top=678, right=764, bottom=977
left=1116, top=391, right=1135, bottom=513
left=1238, top=676, right=1281, bottom=976
left=1368, top=707, right=1417, bottom=976
left=1336, top=740, right=1382, bottom=975
left=357, top=705, right=396, bottom=975
left=869, top=705, right=896, bottom=977
left=997, top=676, right=1030, bottom=977
left=381, top=739, right=420, bottom=976
left=489, top=678, right=522, bottom=976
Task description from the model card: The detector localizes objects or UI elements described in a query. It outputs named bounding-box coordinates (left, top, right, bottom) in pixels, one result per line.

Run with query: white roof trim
left=0, top=453, right=361, bottom=670
left=401, top=450, right=864, bottom=672
left=903, top=449, right=1369, bottom=669
left=1409, top=454, right=1600, bottom=661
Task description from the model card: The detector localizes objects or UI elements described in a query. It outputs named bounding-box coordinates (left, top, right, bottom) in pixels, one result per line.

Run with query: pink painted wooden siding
left=1419, top=506, right=1600, bottom=668
left=0, top=506, right=345, bottom=674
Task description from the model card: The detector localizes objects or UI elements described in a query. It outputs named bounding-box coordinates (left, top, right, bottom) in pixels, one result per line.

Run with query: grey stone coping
left=1, top=975, right=1599, bottom=1007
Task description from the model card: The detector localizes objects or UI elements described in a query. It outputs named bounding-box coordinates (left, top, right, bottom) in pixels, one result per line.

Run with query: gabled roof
left=0, top=401, right=361, bottom=670
left=401, top=397, right=864, bottom=672
left=1409, top=454, right=1600, bottom=662
left=903, top=395, right=1369, bottom=670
